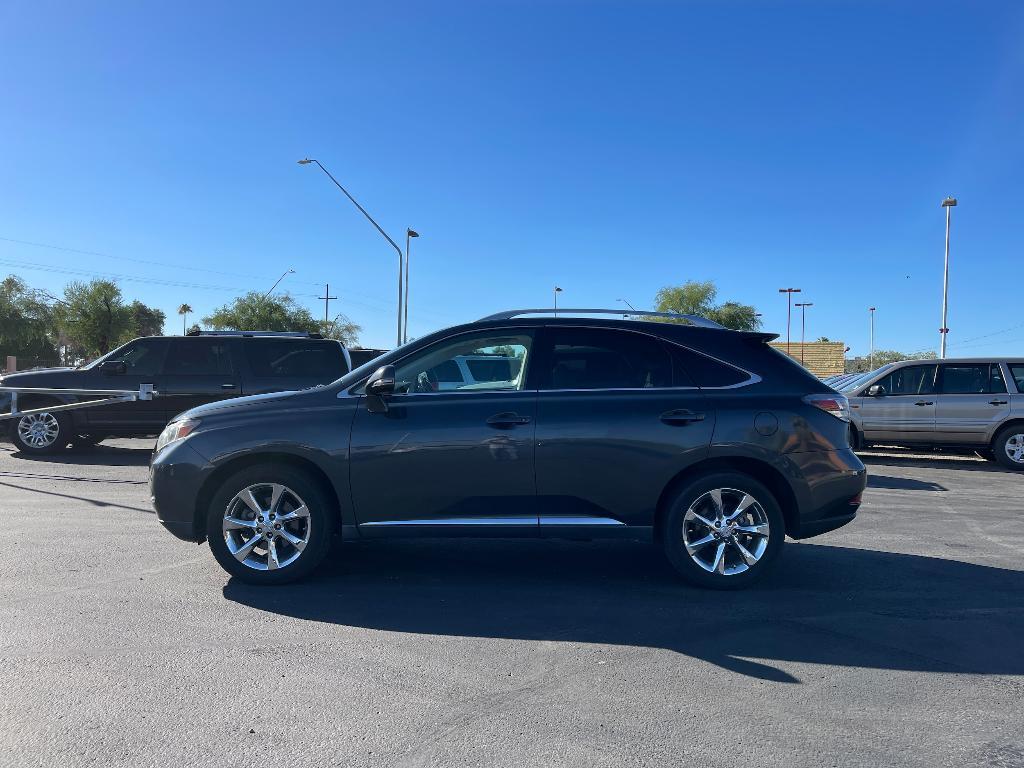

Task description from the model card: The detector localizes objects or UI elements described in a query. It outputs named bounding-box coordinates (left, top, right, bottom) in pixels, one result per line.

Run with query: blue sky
left=1, top=1, right=1022, bottom=355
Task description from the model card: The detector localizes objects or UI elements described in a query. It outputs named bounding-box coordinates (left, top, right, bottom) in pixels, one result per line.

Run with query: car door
left=858, top=364, right=937, bottom=442
left=241, top=338, right=347, bottom=395
left=160, top=337, right=242, bottom=420
left=531, top=326, right=713, bottom=534
left=348, top=328, right=538, bottom=532
left=80, top=338, right=170, bottom=432
left=934, top=363, right=1010, bottom=444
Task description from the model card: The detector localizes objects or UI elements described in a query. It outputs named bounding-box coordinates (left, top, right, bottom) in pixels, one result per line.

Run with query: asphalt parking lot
left=1, top=439, right=1022, bottom=768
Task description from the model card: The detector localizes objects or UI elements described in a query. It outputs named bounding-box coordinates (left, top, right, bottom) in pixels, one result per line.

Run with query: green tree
left=316, top=315, right=361, bottom=346
left=0, top=275, right=57, bottom=364
left=54, top=279, right=131, bottom=357
left=202, top=292, right=320, bottom=333
left=653, top=281, right=761, bottom=331
left=122, top=300, right=165, bottom=342
left=845, top=349, right=936, bottom=373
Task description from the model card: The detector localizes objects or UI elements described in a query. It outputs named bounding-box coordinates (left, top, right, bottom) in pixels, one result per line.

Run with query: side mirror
left=99, top=360, right=127, bottom=376
left=365, top=365, right=396, bottom=413
left=866, top=384, right=885, bottom=397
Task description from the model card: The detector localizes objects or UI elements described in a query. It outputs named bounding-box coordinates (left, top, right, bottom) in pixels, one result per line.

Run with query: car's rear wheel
left=206, top=464, right=334, bottom=584
left=12, top=408, right=69, bottom=454
left=993, top=426, right=1024, bottom=471
left=661, top=472, right=785, bottom=589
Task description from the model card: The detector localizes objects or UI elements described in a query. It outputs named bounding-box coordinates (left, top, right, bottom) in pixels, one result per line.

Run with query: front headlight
left=156, top=418, right=200, bottom=452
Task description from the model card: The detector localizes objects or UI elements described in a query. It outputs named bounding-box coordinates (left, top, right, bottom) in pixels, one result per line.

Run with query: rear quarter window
left=672, top=346, right=749, bottom=388
left=244, top=340, right=345, bottom=380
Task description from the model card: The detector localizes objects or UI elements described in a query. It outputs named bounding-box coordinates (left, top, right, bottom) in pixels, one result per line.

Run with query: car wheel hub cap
left=222, top=483, right=312, bottom=571
left=1006, top=434, right=1024, bottom=464
left=17, top=413, right=59, bottom=448
left=682, top=488, right=770, bottom=576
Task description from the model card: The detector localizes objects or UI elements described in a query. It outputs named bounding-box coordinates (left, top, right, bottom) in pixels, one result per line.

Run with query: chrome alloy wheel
left=17, top=413, right=60, bottom=449
left=682, top=488, right=771, bottom=575
left=222, top=483, right=311, bottom=571
left=1005, top=433, right=1024, bottom=465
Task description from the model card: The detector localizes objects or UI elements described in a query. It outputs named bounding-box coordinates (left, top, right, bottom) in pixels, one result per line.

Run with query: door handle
left=486, top=412, right=531, bottom=428
left=221, top=383, right=238, bottom=390
left=660, top=409, right=706, bottom=425
left=989, top=399, right=1008, bottom=405
left=914, top=401, right=934, bottom=406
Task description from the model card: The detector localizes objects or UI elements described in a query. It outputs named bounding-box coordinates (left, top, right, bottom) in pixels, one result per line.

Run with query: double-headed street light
left=794, top=302, right=813, bottom=364
left=299, top=158, right=406, bottom=346
left=939, top=196, right=957, bottom=359
left=778, top=288, right=802, bottom=357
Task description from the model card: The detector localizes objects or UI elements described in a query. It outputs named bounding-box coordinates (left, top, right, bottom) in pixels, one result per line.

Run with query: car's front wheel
left=12, top=409, right=69, bottom=454
left=661, top=472, right=785, bottom=589
left=206, top=464, right=334, bottom=584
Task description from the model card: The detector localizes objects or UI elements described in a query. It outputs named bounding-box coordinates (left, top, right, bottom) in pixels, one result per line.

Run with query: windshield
left=837, top=366, right=892, bottom=392
left=78, top=340, right=135, bottom=370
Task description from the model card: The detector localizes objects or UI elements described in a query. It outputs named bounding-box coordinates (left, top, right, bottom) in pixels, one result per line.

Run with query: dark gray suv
left=150, top=310, right=867, bottom=589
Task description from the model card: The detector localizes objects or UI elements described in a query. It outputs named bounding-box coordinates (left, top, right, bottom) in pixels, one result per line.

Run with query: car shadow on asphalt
left=1, top=443, right=152, bottom=466
left=859, top=451, right=1015, bottom=474
left=222, top=539, right=1024, bottom=684
left=866, top=474, right=947, bottom=491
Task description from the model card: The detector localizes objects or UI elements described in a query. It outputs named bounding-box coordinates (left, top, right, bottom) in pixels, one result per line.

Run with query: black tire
left=848, top=423, right=862, bottom=451
left=206, top=464, right=335, bottom=585
left=11, top=406, right=70, bottom=455
left=992, top=426, right=1024, bottom=471
left=661, top=472, right=786, bottom=590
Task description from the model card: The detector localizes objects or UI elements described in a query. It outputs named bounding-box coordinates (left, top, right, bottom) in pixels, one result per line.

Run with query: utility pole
left=939, top=196, right=957, bottom=359
left=778, top=288, right=802, bottom=357
left=795, top=302, right=813, bottom=365
left=869, top=307, right=876, bottom=369
left=319, top=283, right=337, bottom=325
left=554, top=286, right=563, bottom=315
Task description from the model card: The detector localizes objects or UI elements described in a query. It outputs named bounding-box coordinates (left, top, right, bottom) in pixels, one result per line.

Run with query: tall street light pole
left=403, top=229, right=419, bottom=344
left=940, top=196, right=957, bottom=359
left=299, top=158, right=405, bottom=347
left=554, top=286, right=563, bottom=315
left=778, top=288, right=802, bottom=357
left=869, top=307, right=876, bottom=369
left=263, top=268, right=295, bottom=299
left=795, top=302, right=813, bottom=365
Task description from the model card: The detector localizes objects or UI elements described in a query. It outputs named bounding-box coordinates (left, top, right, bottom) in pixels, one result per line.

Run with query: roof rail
left=185, top=330, right=323, bottom=339
left=477, top=308, right=726, bottom=329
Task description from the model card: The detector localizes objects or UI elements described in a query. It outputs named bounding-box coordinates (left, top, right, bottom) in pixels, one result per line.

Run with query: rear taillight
left=803, top=393, right=851, bottom=422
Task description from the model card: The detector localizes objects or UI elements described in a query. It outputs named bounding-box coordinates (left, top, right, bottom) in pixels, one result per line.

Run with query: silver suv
left=840, top=358, right=1024, bottom=470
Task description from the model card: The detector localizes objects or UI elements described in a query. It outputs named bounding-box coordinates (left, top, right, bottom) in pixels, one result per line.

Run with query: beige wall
left=768, top=341, right=845, bottom=377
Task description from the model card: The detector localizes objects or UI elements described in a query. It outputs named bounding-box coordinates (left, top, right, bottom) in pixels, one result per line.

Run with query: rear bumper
left=150, top=439, right=212, bottom=542
left=786, top=447, right=867, bottom=539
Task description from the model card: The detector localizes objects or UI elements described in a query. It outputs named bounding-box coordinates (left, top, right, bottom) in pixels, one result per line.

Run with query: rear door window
left=673, top=346, right=748, bottom=388
left=539, top=328, right=672, bottom=390
left=939, top=363, right=1007, bottom=394
left=244, top=340, right=345, bottom=380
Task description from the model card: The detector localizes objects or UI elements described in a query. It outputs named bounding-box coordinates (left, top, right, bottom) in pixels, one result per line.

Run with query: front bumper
left=150, top=439, right=213, bottom=542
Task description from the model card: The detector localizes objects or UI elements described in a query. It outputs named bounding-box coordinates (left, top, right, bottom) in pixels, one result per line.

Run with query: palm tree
left=177, top=303, right=193, bottom=335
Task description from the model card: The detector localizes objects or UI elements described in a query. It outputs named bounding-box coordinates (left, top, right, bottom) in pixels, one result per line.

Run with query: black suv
left=1, top=331, right=351, bottom=454
left=150, top=310, right=867, bottom=589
